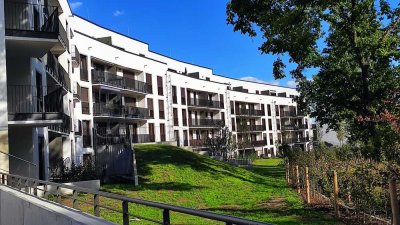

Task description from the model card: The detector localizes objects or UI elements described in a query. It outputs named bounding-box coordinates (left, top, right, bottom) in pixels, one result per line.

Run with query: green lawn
left=82, top=145, right=340, bottom=224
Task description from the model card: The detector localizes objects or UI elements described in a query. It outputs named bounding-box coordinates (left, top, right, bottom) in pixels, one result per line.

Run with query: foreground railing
left=0, top=172, right=272, bottom=225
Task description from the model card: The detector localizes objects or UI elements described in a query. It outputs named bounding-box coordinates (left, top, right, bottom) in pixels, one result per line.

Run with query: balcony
left=237, top=125, right=265, bottom=132
left=73, top=82, right=81, bottom=100
left=281, top=124, right=309, bottom=131
left=92, top=71, right=149, bottom=94
left=45, top=52, right=70, bottom=92
left=132, top=134, right=155, bottom=143
left=71, top=45, right=80, bottom=67
left=4, top=1, right=60, bottom=57
left=189, top=139, right=207, bottom=148
left=282, top=137, right=310, bottom=144
left=250, top=140, right=267, bottom=147
left=236, top=109, right=265, bottom=117
left=188, top=119, right=224, bottom=128
left=48, top=114, right=71, bottom=134
left=95, top=130, right=129, bottom=146
left=93, top=103, right=150, bottom=120
left=7, top=85, right=65, bottom=125
left=188, top=98, right=223, bottom=109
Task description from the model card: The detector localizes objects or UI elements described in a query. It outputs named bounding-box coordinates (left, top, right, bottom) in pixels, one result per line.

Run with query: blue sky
left=69, top=0, right=399, bottom=88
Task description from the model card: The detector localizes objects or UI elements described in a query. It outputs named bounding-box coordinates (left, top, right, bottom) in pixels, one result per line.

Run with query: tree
left=205, top=124, right=236, bottom=159
left=227, top=0, right=399, bottom=158
left=336, top=121, right=348, bottom=147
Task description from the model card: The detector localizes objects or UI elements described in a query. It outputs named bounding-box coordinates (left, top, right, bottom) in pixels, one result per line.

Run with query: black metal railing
left=95, top=129, right=129, bottom=146
left=93, top=103, right=150, bottom=119
left=92, top=71, right=149, bottom=94
left=0, top=172, right=272, bottom=225
left=280, top=111, right=297, bottom=117
left=281, top=124, right=309, bottom=130
left=132, top=134, right=155, bottom=143
left=46, top=52, right=71, bottom=91
left=7, top=85, right=64, bottom=115
left=251, top=140, right=267, bottom=147
left=58, top=20, right=69, bottom=51
left=189, top=119, right=224, bottom=127
left=236, top=109, right=265, bottom=117
left=282, top=137, right=310, bottom=144
left=188, top=98, right=223, bottom=109
left=190, top=139, right=207, bottom=147
left=237, top=125, right=266, bottom=132
left=48, top=114, right=71, bottom=134
left=4, top=1, right=59, bottom=38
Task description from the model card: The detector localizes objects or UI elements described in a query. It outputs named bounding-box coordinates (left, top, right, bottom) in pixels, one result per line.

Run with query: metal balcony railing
left=237, top=125, right=266, bottom=132
left=73, top=82, right=81, bottom=100
left=92, top=71, right=149, bottom=94
left=46, top=52, right=71, bottom=91
left=132, top=134, right=155, bottom=143
left=7, top=85, right=64, bottom=118
left=281, top=124, right=309, bottom=130
left=93, top=103, right=150, bottom=119
left=188, top=119, right=224, bottom=127
left=48, top=114, right=72, bottom=134
left=250, top=140, right=267, bottom=147
left=236, top=109, right=265, bottom=117
left=188, top=98, right=223, bottom=109
left=282, top=137, right=310, bottom=144
left=189, top=139, right=207, bottom=147
left=4, top=1, right=59, bottom=38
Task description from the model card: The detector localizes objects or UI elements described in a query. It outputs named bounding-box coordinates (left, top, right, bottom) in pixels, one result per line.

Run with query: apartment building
left=0, top=0, right=315, bottom=181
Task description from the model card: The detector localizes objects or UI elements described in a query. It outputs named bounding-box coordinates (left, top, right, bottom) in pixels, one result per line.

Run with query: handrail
left=0, top=151, right=37, bottom=167
left=0, top=172, right=273, bottom=225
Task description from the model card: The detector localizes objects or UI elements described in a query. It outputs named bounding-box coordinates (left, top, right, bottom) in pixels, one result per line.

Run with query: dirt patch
left=258, top=197, right=287, bottom=210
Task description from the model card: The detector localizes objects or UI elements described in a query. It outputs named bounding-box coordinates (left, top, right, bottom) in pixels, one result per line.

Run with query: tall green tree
left=227, top=0, right=399, bottom=153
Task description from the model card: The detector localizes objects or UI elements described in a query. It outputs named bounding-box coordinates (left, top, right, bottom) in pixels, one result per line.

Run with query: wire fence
left=285, top=162, right=398, bottom=224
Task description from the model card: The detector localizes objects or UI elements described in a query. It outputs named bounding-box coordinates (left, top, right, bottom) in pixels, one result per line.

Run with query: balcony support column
left=0, top=0, right=9, bottom=174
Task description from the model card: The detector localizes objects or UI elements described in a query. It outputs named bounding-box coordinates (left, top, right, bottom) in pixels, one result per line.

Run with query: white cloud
left=239, top=76, right=280, bottom=86
left=113, top=10, right=124, bottom=17
left=70, top=1, right=83, bottom=10
left=286, top=80, right=298, bottom=88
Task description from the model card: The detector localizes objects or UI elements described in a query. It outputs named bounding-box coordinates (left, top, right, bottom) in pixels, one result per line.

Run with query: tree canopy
left=227, top=0, right=400, bottom=146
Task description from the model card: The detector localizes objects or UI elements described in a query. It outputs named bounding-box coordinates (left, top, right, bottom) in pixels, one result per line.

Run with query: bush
left=50, top=159, right=99, bottom=183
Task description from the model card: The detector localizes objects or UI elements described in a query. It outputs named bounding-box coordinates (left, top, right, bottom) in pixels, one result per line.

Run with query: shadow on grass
left=104, top=182, right=206, bottom=191
left=251, top=165, right=286, bottom=179
left=134, top=144, right=280, bottom=187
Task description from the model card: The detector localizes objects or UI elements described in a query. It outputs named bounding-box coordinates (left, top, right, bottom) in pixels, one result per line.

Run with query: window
left=267, top=104, right=271, bottom=116
left=219, top=94, right=224, bottom=108
left=81, top=87, right=89, bottom=114
left=183, top=130, right=188, bottom=146
left=268, top=119, right=272, bottom=130
left=181, top=87, right=186, bottom=105
left=146, top=73, right=153, bottom=94
left=157, top=76, right=163, bottom=96
left=230, top=101, right=234, bottom=114
left=173, top=108, right=178, bottom=126
left=269, top=133, right=273, bottom=146
left=158, top=100, right=165, bottom=119
left=262, top=119, right=266, bottom=130
left=172, top=85, right=177, bottom=104
left=276, top=119, right=281, bottom=130
left=147, top=98, right=154, bottom=118
left=160, top=123, right=166, bottom=141
left=231, top=118, right=236, bottom=131
left=82, top=120, right=91, bottom=147
left=80, top=55, right=88, bottom=81
left=275, top=105, right=280, bottom=116
left=149, top=123, right=155, bottom=142
left=182, top=109, right=187, bottom=126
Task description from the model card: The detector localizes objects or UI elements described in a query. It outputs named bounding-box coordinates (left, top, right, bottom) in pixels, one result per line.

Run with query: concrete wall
left=0, top=185, right=114, bottom=225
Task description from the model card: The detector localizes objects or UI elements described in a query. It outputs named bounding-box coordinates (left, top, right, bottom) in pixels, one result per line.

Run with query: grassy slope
left=95, top=145, right=339, bottom=225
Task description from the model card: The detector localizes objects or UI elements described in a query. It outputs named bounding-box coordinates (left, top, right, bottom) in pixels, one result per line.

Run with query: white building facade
left=0, top=0, right=316, bottom=181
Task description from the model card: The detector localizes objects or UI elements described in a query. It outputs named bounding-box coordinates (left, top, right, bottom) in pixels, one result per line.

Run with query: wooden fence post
left=296, top=165, right=300, bottom=194
left=389, top=178, right=400, bottom=225
left=333, top=170, right=340, bottom=218
left=305, top=166, right=310, bottom=204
